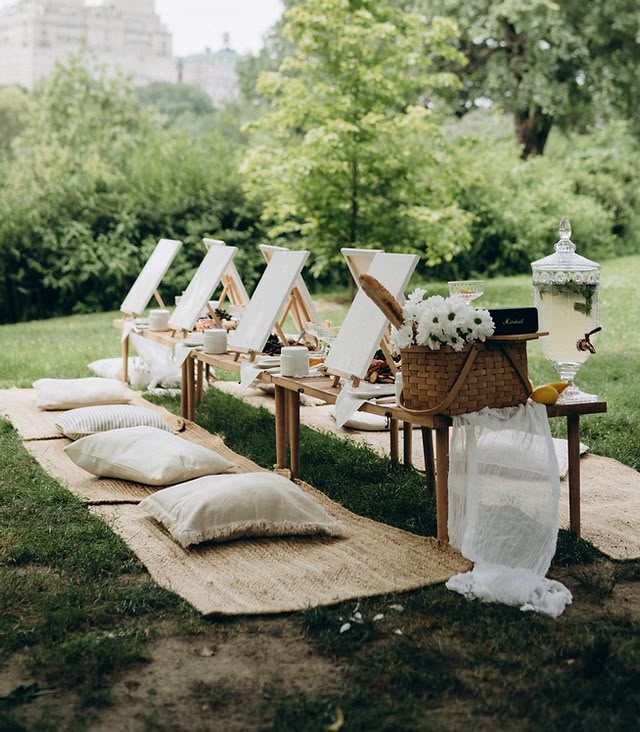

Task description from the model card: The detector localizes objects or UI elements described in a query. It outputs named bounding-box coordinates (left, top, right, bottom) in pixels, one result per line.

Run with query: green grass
left=1, top=256, right=640, bottom=730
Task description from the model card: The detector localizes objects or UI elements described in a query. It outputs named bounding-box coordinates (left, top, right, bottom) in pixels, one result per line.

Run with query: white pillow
left=55, top=405, right=174, bottom=440
left=329, top=406, right=389, bottom=431
left=64, top=426, right=234, bottom=486
left=139, top=472, right=345, bottom=547
left=34, top=377, right=131, bottom=410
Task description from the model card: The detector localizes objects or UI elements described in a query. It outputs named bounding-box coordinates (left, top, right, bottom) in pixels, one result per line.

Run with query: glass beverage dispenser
left=531, top=218, right=601, bottom=403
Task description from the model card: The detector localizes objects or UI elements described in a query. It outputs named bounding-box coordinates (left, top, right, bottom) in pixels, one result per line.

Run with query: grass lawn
left=0, top=256, right=639, bottom=730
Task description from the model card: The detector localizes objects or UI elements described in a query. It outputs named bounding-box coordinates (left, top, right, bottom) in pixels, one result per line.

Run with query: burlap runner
left=92, top=489, right=469, bottom=616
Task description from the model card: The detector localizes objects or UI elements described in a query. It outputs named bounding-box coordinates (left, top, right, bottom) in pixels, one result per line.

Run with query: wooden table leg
left=287, top=389, right=301, bottom=479
left=422, top=427, right=436, bottom=499
left=567, top=413, right=581, bottom=537
left=180, top=358, right=189, bottom=419
left=274, top=385, right=287, bottom=470
left=435, top=426, right=450, bottom=542
left=183, top=355, right=195, bottom=422
left=121, top=335, right=129, bottom=384
left=195, top=359, right=204, bottom=407
left=389, top=418, right=399, bottom=462
left=403, top=421, right=413, bottom=467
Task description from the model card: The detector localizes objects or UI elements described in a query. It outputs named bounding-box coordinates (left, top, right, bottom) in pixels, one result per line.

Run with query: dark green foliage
left=135, top=81, right=214, bottom=123
left=0, top=53, right=265, bottom=324
left=428, top=117, right=640, bottom=281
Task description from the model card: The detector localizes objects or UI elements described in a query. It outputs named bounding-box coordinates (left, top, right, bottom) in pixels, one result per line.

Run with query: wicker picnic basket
left=399, top=338, right=532, bottom=417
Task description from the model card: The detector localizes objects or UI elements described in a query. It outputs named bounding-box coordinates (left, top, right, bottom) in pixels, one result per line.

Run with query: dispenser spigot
left=577, top=327, right=602, bottom=354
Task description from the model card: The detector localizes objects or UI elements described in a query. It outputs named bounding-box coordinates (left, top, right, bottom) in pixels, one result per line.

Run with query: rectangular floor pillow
left=55, top=404, right=174, bottom=440
left=139, top=472, right=346, bottom=547
left=65, top=426, right=234, bottom=486
left=34, top=377, right=131, bottom=410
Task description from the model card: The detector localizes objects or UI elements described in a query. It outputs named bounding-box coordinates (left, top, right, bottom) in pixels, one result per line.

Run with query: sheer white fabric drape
left=446, top=402, right=572, bottom=617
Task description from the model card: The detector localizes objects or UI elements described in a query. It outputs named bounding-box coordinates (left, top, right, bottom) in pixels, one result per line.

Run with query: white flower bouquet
left=391, top=289, right=495, bottom=352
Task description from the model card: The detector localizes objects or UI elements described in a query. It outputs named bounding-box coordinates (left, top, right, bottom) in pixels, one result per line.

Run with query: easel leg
left=287, top=390, right=301, bottom=479
left=274, top=385, right=287, bottom=470
left=403, top=421, right=413, bottom=467
left=567, top=414, right=581, bottom=537
left=435, top=426, right=449, bottom=542
left=422, top=428, right=436, bottom=498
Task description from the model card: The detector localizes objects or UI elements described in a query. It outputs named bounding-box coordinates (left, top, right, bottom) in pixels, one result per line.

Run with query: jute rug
left=212, top=381, right=640, bottom=561
left=91, top=489, right=468, bottom=616
left=1, top=387, right=469, bottom=615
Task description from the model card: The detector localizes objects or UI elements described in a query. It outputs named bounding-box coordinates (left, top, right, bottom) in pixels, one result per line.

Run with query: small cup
left=280, top=346, right=309, bottom=377
left=148, top=309, right=170, bottom=331
left=203, top=328, right=228, bottom=354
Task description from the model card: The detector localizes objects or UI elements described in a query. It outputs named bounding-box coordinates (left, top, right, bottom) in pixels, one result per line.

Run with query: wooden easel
left=119, top=238, right=183, bottom=382
left=323, top=252, right=419, bottom=388
left=227, top=249, right=311, bottom=358
left=120, top=238, right=182, bottom=319
left=340, top=247, right=397, bottom=376
left=259, top=244, right=321, bottom=335
left=203, top=238, right=250, bottom=317
left=168, top=246, right=238, bottom=334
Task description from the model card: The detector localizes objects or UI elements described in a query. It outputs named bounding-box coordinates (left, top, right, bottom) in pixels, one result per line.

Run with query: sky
left=154, top=0, right=284, bottom=56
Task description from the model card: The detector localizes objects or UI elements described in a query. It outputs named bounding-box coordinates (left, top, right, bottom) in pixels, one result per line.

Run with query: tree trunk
left=514, top=107, right=553, bottom=159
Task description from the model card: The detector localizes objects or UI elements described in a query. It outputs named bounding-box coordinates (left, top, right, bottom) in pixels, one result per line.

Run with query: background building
left=179, top=35, right=239, bottom=107
left=0, top=0, right=175, bottom=88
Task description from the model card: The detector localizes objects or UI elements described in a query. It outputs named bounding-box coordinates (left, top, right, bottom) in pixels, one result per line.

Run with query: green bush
left=427, top=116, right=640, bottom=281
left=0, top=54, right=265, bottom=324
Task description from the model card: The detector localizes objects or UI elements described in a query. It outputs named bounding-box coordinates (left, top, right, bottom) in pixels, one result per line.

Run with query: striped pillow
left=55, top=405, right=174, bottom=440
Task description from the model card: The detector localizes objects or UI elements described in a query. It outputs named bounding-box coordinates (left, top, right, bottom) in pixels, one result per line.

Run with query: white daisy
left=391, top=321, right=415, bottom=351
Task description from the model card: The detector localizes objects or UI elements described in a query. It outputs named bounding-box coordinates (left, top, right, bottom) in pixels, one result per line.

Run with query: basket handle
left=398, top=344, right=481, bottom=416
left=501, top=346, right=532, bottom=395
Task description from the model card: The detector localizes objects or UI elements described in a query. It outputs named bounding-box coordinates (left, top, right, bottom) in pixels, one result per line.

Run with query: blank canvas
left=203, top=238, right=250, bottom=306
left=228, top=250, right=309, bottom=353
left=168, top=246, right=238, bottom=333
left=120, top=238, right=182, bottom=316
left=324, top=252, right=418, bottom=380
left=259, top=244, right=321, bottom=327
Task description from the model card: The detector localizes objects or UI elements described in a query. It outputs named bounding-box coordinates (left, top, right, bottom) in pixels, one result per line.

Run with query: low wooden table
left=186, top=350, right=607, bottom=543
left=269, top=373, right=607, bottom=542
left=113, top=319, right=197, bottom=419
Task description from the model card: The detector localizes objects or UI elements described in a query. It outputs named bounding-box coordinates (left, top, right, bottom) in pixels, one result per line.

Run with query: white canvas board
left=168, top=246, right=238, bottom=332
left=259, top=244, right=321, bottom=326
left=341, top=247, right=383, bottom=286
left=203, top=238, right=250, bottom=306
left=120, top=238, right=182, bottom=316
left=324, top=252, right=418, bottom=380
left=228, top=249, right=309, bottom=353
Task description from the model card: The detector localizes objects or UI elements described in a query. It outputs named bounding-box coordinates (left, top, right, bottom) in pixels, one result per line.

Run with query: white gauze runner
left=446, top=402, right=572, bottom=618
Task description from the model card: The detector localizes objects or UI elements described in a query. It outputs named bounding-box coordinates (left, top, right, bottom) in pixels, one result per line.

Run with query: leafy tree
left=135, top=81, right=214, bottom=124
left=0, top=86, right=30, bottom=159
left=422, top=0, right=640, bottom=158
left=243, top=0, right=473, bottom=280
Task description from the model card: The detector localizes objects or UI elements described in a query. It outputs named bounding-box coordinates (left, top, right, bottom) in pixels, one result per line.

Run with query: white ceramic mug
left=203, top=328, right=228, bottom=354
left=148, top=309, right=170, bottom=331
left=280, top=346, right=309, bottom=377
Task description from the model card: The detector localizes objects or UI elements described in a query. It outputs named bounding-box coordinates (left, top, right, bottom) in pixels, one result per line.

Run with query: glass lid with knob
left=531, top=217, right=601, bottom=404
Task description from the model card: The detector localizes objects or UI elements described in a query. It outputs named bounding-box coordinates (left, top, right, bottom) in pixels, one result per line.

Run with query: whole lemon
left=531, top=384, right=559, bottom=405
